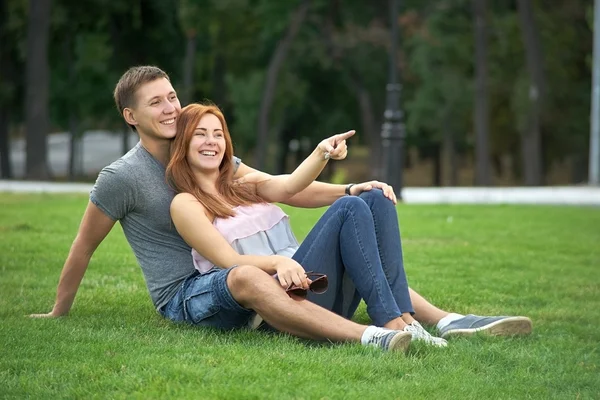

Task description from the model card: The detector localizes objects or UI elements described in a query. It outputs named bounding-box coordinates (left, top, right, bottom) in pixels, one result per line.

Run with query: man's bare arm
left=30, top=201, right=116, bottom=317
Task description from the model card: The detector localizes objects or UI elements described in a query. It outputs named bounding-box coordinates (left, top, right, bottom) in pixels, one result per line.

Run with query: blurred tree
left=25, top=0, right=52, bottom=179
left=405, top=1, right=473, bottom=185
left=0, top=0, right=19, bottom=179
left=108, top=0, right=183, bottom=154
left=318, top=0, right=390, bottom=179
left=50, top=0, right=116, bottom=179
left=256, top=0, right=311, bottom=170
left=178, top=0, right=201, bottom=106
left=517, top=0, right=545, bottom=185
left=473, top=0, right=491, bottom=185
left=6, top=0, right=589, bottom=184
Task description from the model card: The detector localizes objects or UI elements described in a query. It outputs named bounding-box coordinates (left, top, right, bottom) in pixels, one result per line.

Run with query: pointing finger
left=336, top=130, right=355, bottom=142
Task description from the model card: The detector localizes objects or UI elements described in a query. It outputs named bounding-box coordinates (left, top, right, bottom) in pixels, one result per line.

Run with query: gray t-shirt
left=90, top=142, right=241, bottom=311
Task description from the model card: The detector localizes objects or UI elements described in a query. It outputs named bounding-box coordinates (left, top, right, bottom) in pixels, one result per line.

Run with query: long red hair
left=166, top=103, right=264, bottom=218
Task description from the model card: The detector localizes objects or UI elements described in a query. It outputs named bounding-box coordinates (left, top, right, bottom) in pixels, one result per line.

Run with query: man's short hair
left=113, top=66, right=170, bottom=131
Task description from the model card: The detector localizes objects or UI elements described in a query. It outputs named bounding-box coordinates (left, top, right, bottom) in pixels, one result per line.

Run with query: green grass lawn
left=1, top=193, right=599, bottom=399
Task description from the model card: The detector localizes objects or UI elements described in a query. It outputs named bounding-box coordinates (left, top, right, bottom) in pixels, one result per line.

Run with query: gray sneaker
left=365, top=329, right=412, bottom=353
left=439, top=315, right=532, bottom=339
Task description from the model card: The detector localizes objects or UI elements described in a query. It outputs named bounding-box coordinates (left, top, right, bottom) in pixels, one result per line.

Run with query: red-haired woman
left=166, top=103, right=447, bottom=347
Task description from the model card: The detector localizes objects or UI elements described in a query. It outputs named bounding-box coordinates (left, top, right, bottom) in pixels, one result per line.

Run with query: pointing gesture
left=317, top=130, right=355, bottom=161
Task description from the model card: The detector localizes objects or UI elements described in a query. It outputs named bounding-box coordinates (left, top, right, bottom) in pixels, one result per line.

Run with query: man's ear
left=123, top=108, right=138, bottom=127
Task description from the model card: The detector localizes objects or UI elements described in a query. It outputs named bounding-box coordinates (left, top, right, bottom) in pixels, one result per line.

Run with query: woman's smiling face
left=187, top=113, right=226, bottom=172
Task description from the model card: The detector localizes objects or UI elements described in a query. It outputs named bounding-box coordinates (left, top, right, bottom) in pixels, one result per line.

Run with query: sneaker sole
left=441, top=316, right=532, bottom=339
left=388, top=331, right=412, bottom=353
left=248, top=313, right=264, bottom=330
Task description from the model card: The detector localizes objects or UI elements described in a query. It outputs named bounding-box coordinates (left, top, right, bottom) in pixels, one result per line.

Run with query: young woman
left=167, top=103, right=446, bottom=347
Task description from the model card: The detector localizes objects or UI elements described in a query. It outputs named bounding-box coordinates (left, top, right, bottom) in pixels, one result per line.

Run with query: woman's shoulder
left=171, top=192, right=201, bottom=206
left=171, top=192, right=210, bottom=217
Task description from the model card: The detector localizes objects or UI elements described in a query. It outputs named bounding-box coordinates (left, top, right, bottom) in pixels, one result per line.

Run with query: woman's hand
left=273, top=256, right=309, bottom=290
left=350, top=180, right=397, bottom=205
left=317, top=130, right=355, bottom=160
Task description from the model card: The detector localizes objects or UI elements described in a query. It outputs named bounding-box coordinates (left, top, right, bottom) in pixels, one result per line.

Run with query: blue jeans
left=160, top=267, right=255, bottom=329
left=292, top=189, right=413, bottom=327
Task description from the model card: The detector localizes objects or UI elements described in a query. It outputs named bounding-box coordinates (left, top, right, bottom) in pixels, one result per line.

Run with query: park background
left=1, top=0, right=600, bottom=399
left=1, top=0, right=598, bottom=189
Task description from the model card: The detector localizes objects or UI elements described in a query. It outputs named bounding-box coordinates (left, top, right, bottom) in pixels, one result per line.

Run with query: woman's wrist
left=345, top=183, right=356, bottom=196
left=314, top=146, right=330, bottom=161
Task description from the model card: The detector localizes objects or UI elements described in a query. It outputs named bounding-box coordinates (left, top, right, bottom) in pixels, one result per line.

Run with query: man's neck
left=139, top=134, right=172, bottom=166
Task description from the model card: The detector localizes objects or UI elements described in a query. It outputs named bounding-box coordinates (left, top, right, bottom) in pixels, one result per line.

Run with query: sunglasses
left=285, top=271, right=328, bottom=299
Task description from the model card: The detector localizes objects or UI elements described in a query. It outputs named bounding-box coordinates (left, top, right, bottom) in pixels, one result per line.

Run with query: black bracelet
left=345, top=183, right=355, bottom=196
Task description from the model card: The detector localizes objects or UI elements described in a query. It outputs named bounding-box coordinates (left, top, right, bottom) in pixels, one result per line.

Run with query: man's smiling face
left=125, top=78, right=182, bottom=140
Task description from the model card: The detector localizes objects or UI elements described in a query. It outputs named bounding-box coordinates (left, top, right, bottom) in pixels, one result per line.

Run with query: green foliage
left=5, top=0, right=593, bottom=182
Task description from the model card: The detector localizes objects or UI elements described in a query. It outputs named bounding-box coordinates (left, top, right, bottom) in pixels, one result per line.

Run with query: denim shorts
left=160, top=267, right=255, bottom=330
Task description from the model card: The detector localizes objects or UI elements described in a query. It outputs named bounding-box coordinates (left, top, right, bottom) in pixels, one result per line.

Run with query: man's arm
left=234, top=163, right=397, bottom=207
left=30, top=201, right=116, bottom=318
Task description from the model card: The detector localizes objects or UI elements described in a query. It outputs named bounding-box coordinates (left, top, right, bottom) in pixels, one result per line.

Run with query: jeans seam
left=343, top=202, right=397, bottom=324
left=364, top=191, right=414, bottom=315
left=366, top=196, right=393, bottom=285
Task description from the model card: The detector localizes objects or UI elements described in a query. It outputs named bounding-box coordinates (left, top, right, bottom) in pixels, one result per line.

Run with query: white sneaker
left=404, top=321, right=448, bottom=347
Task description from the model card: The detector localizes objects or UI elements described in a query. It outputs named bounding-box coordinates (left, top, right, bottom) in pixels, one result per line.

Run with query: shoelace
left=406, top=323, right=447, bottom=347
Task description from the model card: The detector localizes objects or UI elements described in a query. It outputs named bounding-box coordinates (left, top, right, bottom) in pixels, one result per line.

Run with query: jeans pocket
left=183, top=286, right=220, bottom=324
left=163, top=297, right=185, bottom=322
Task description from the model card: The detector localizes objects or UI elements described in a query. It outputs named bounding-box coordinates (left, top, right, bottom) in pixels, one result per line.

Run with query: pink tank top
left=191, top=202, right=300, bottom=273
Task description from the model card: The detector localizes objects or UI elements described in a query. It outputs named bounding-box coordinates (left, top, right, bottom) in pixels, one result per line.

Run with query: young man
left=31, top=66, right=532, bottom=346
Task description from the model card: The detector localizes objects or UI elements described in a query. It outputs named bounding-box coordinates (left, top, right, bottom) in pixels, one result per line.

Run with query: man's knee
left=227, top=265, right=268, bottom=299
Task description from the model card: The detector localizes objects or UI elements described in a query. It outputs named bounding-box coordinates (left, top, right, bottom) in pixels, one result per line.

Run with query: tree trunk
left=473, top=0, right=490, bottom=186
left=0, top=0, right=13, bottom=179
left=255, top=0, right=310, bottom=170
left=68, top=113, right=82, bottom=180
left=432, top=144, right=442, bottom=187
left=276, top=126, right=295, bottom=174
left=517, top=0, right=545, bottom=186
left=213, top=53, right=228, bottom=109
left=442, top=121, right=458, bottom=186
left=0, top=107, right=11, bottom=179
left=181, top=31, right=197, bottom=106
left=64, top=34, right=82, bottom=181
left=25, top=0, right=52, bottom=180
left=321, top=2, right=383, bottom=180
left=354, top=77, right=382, bottom=179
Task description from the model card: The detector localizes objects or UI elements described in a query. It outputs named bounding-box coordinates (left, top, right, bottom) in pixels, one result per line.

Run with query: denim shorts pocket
left=183, top=287, right=220, bottom=324
left=164, top=298, right=185, bottom=322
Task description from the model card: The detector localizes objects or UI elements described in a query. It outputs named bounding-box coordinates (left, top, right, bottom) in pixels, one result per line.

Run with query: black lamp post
left=380, top=0, right=405, bottom=198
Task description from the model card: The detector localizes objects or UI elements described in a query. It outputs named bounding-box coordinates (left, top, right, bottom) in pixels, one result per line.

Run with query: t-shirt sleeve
left=233, top=156, right=241, bottom=174
left=90, top=161, right=137, bottom=221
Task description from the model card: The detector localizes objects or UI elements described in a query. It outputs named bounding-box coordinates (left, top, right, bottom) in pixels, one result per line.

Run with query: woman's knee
left=359, top=188, right=387, bottom=205
left=334, top=194, right=370, bottom=213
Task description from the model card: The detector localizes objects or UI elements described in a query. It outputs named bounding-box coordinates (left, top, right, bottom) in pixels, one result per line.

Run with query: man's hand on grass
left=30, top=309, right=64, bottom=318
